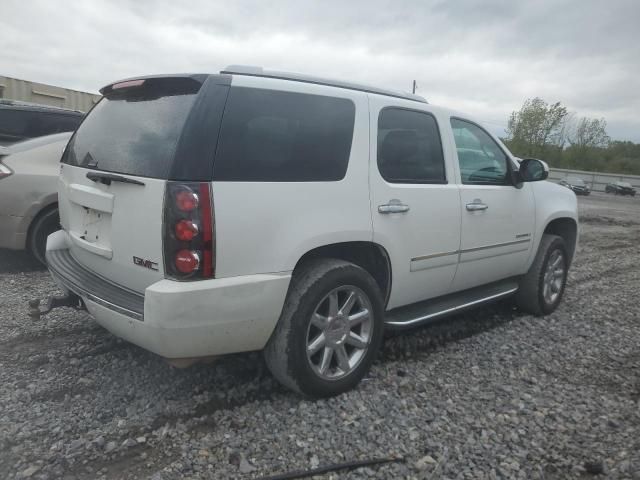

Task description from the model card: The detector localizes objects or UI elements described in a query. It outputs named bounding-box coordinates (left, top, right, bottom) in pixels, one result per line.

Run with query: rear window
left=63, top=78, right=201, bottom=178
left=213, top=87, right=355, bottom=182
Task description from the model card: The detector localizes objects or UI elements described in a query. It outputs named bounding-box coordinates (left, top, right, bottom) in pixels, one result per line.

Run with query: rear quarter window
left=213, top=87, right=355, bottom=182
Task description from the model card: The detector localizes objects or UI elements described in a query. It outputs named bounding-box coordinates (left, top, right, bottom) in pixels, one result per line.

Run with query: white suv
left=45, top=66, right=578, bottom=397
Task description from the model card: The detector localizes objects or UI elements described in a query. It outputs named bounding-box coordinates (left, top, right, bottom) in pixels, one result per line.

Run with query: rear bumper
left=46, top=231, right=291, bottom=358
left=0, top=213, right=30, bottom=250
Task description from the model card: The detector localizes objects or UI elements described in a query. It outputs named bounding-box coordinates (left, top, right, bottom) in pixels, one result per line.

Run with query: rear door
left=57, top=76, right=226, bottom=294
left=369, top=98, right=461, bottom=310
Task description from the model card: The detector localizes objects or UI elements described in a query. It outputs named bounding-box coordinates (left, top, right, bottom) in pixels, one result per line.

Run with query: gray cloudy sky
left=3, top=0, right=639, bottom=140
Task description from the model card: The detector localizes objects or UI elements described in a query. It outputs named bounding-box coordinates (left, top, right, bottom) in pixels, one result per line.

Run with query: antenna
left=412, top=80, right=417, bottom=94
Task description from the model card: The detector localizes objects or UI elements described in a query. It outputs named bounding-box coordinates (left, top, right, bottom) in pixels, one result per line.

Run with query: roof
left=0, top=99, right=83, bottom=115
left=221, top=65, right=427, bottom=103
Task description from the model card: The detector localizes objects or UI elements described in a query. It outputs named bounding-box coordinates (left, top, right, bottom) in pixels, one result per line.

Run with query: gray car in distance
left=0, top=132, right=71, bottom=264
left=559, top=176, right=590, bottom=195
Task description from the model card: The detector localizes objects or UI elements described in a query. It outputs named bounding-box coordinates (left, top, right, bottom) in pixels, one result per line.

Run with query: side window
left=51, top=114, right=82, bottom=133
left=25, top=113, right=59, bottom=137
left=213, top=87, right=355, bottom=182
left=377, top=108, right=446, bottom=184
left=450, top=118, right=509, bottom=185
left=0, top=110, right=30, bottom=139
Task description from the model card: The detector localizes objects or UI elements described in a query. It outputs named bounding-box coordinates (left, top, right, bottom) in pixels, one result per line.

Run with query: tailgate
left=56, top=75, right=219, bottom=294
left=58, top=164, right=166, bottom=293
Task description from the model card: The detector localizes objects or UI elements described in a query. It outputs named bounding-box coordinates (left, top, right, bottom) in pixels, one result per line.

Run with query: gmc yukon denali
left=43, top=66, right=578, bottom=397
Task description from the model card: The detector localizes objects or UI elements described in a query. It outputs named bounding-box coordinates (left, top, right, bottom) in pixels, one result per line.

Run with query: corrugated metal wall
left=0, top=75, right=100, bottom=112
left=549, top=167, right=640, bottom=191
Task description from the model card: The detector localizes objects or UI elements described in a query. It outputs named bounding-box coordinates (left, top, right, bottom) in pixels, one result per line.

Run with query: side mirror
left=518, top=158, right=549, bottom=182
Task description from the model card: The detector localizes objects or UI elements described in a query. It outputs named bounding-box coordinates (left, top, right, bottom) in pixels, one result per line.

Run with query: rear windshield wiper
left=86, top=171, right=145, bottom=186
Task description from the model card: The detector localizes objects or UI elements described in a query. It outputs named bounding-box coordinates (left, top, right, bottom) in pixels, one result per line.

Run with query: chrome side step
left=384, top=279, right=519, bottom=329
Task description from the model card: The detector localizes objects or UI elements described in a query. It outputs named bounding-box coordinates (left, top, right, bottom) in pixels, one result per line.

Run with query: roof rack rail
left=221, top=65, right=427, bottom=104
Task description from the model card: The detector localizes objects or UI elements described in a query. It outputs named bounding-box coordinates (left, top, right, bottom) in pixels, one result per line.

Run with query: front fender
left=528, top=181, right=579, bottom=267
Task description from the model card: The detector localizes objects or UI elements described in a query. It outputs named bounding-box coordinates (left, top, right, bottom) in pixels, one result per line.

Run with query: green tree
left=568, top=117, right=610, bottom=149
left=502, top=98, right=640, bottom=174
left=505, top=97, right=569, bottom=157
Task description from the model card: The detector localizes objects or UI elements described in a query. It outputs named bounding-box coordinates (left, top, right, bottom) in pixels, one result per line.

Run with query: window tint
left=0, top=110, right=81, bottom=141
left=450, top=118, right=509, bottom=185
left=51, top=114, right=82, bottom=133
left=63, top=80, right=200, bottom=178
left=213, top=88, right=355, bottom=182
left=26, top=113, right=81, bottom=137
left=0, top=110, right=32, bottom=139
left=377, top=108, right=445, bottom=184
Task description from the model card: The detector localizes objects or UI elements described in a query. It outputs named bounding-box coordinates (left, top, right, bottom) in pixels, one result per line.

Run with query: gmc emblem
left=133, top=256, right=159, bottom=271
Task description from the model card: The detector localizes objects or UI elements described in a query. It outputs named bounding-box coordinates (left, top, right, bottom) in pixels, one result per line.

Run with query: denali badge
left=133, top=256, right=159, bottom=271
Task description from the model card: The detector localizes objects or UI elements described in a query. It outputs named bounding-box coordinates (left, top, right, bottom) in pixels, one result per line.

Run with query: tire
left=515, top=234, right=568, bottom=316
left=264, top=259, right=384, bottom=397
left=27, top=206, right=60, bottom=266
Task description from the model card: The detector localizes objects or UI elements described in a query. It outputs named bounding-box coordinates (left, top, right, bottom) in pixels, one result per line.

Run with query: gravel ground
left=1, top=192, right=639, bottom=479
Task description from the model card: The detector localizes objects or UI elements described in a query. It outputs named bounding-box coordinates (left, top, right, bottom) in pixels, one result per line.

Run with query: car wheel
left=515, top=234, right=568, bottom=316
left=264, top=258, right=384, bottom=397
left=28, top=206, right=60, bottom=266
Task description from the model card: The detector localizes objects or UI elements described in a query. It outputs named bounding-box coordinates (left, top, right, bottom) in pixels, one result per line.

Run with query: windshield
left=62, top=79, right=200, bottom=179
left=618, top=182, right=632, bottom=188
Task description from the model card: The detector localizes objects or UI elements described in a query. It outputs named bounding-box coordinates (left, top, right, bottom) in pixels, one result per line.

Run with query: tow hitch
left=28, top=293, right=86, bottom=319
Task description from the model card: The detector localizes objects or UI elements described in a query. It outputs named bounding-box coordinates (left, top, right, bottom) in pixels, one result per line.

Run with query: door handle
left=378, top=203, right=410, bottom=214
left=466, top=200, right=488, bottom=211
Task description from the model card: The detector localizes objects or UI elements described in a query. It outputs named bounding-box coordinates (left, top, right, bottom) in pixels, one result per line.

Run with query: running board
left=384, top=279, right=520, bottom=330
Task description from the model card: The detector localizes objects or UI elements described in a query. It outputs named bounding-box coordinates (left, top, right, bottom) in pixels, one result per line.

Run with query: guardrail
left=548, top=167, right=640, bottom=192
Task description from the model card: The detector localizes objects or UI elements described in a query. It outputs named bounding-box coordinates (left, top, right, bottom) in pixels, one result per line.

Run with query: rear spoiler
left=99, top=74, right=209, bottom=96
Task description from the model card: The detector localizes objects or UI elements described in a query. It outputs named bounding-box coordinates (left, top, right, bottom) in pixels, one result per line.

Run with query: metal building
left=0, top=75, right=100, bottom=112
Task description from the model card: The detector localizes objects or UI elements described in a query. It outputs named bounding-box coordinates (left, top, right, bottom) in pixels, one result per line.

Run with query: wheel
left=264, top=259, right=384, bottom=397
left=28, top=206, right=60, bottom=266
left=515, top=234, right=568, bottom=316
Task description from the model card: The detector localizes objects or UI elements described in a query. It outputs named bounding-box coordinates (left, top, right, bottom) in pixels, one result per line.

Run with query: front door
left=448, top=118, right=535, bottom=291
left=369, top=100, right=461, bottom=310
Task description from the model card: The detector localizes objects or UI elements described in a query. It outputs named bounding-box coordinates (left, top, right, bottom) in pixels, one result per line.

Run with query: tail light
left=0, top=161, right=12, bottom=180
left=163, top=182, right=215, bottom=280
left=175, top=219, right=199, bottom=241
left=175, top=249, right=201, bottom=274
